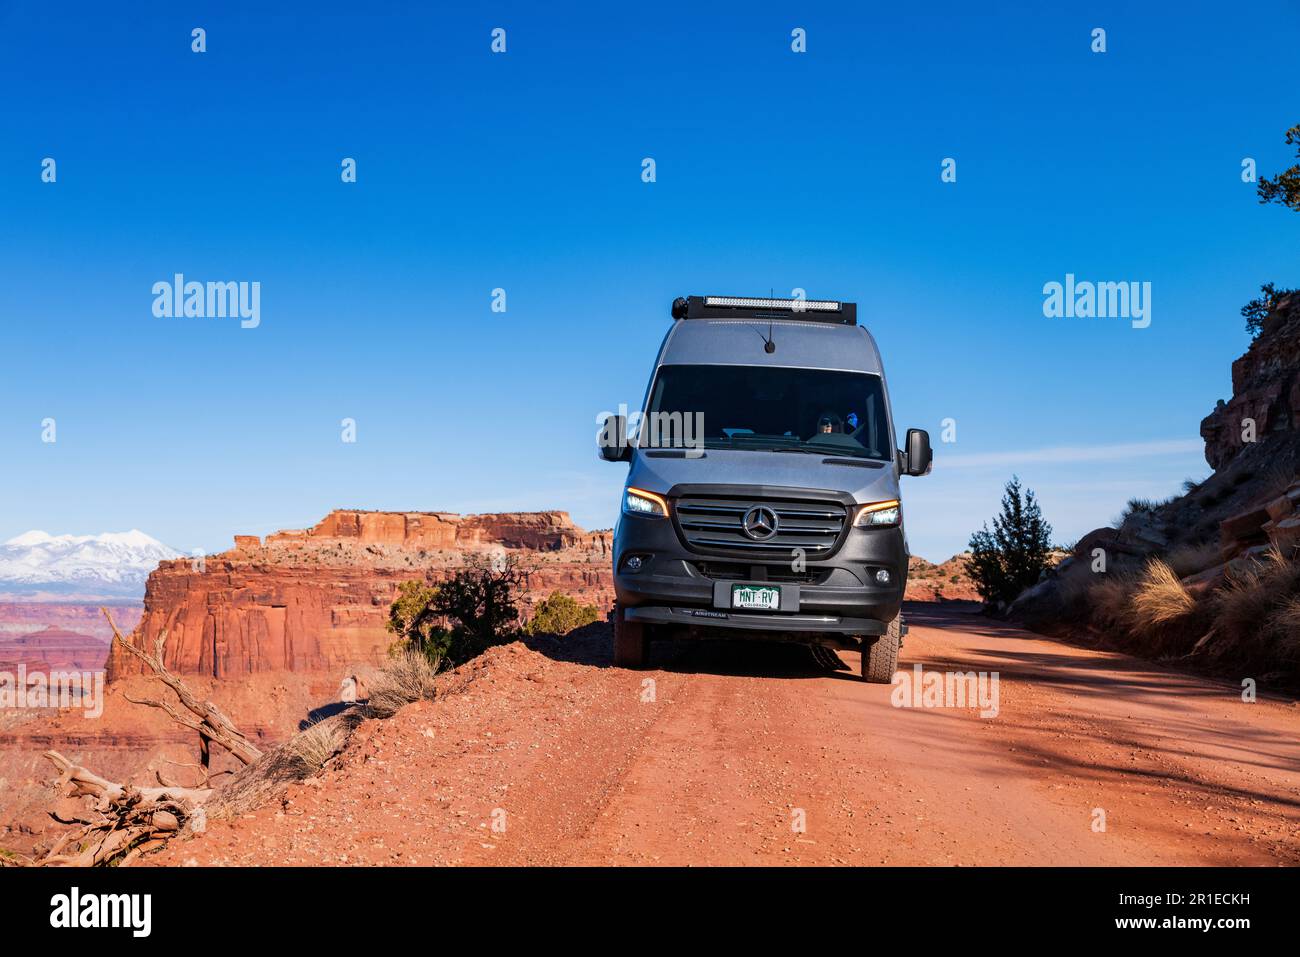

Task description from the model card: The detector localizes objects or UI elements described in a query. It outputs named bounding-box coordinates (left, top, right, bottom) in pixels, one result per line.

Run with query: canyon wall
left=106, top=510, right=613, bottom=681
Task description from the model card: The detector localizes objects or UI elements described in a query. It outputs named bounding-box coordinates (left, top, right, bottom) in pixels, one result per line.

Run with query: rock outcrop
left=1200, top=292, right=1300, bottom=471
left=1218, top=479, right=1300, bottom=562
left=106, top=510, right=613, bottom=682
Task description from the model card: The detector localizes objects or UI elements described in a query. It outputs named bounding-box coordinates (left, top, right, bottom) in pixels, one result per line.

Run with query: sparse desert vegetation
left=524, top=590, right=601, bottom=636
left=1015, top=468, right=1300, bottom=685
left=365, top=650, right=441, bottom=719
left=385, top=554, right=529, bottom=667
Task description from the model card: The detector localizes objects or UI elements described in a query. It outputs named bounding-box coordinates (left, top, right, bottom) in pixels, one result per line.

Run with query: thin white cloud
left=939, top=438, right=1203, bottom=470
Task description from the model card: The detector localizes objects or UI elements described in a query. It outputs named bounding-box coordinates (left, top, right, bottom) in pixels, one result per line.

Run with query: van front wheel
left=613, top=604, right=648, bottom=669
left=861, top=615, right=902, bottom=683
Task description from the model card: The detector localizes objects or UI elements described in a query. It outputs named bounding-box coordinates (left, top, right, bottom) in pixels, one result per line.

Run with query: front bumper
left=613, top=496, right=907, bottom=638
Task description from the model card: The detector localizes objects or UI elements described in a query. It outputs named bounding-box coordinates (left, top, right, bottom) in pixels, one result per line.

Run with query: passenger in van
left=816, top=412, right=844, bottom=435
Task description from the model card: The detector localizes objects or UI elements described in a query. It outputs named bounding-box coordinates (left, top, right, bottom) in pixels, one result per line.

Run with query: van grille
left=673, top=496, right=848, bottom=557
left=690, top=561, right=830, bottom=585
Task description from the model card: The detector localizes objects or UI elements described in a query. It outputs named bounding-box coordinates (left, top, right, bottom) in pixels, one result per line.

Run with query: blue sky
left=1, top=1, right=1296, bottom=560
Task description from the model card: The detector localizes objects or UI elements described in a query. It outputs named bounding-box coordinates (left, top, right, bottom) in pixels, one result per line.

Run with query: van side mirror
left=598, top=413, right=632, bottom=462
left=904, top=428, right=932, bottom=476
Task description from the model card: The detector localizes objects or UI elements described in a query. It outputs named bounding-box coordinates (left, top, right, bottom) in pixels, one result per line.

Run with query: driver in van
left=816, top=412, right=844, bottom=434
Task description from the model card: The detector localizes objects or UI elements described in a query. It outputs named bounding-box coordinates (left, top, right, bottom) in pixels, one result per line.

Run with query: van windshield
left=641, top=364, right=892, bottom=460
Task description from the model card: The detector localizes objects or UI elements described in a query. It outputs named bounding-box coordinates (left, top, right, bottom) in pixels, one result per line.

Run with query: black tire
left=613, top=604, right=648, bottom=669
left=861, top=614, right=902, bottom=683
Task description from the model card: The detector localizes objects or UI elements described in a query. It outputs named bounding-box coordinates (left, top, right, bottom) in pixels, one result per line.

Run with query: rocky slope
left=1013, top=292, right=1300, bottom=679
left=0, top=510, right=611, bottom=853
left=905, top=553, right=980, bottom=601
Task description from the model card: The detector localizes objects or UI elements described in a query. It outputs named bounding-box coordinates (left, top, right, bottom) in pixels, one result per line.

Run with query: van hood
left=625, top=447, right=901, bottom=504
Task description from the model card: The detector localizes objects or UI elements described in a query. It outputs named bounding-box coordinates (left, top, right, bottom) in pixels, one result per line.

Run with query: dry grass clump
left=1165, top=541, right=1222, bottom=578
left=365, top=649, right=440, bottom=719
left=217, top=652, right=441, bottom=815
left=211, top=711, right=361, bottom=816
left=1073, top=558, right=1207, bottom=658
left=1067, top=546, right=1299, bottom=681
left=1123, top=559, right=1208, bottom=657
left=1085, top=573, right=1137, bottom=637
left=1210, top=547, right=1300, bottom=664
left=289, top=717, right=351, bottom=774
left=1130, top=560, right=1197, bottom=627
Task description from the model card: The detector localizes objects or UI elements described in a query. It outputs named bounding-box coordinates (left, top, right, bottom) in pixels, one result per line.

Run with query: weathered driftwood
left=36, top=712, right=360, bottom=865
left=104, top=608, right=263, bottom=765
left=39, top=750, right=214, bottom=867
left=25, top=612, right=269, bottom=866
left=45, top=750, right=214, bottom=807
left=29, top=625, right=438, bottom=866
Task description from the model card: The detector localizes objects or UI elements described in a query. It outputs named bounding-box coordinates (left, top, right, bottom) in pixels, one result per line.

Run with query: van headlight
left=854, top=500, right=900, bottom=527
left=623, top=487, right=669, bottom=518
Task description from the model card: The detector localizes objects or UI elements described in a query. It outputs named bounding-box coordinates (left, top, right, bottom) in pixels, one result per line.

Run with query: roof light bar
left=673, top=295, right=857, bottom=325
left=704, top=296, right=841, bottom=312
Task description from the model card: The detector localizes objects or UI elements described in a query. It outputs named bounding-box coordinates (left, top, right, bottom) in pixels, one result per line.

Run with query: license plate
left=731, top=584, right=781, bottom=611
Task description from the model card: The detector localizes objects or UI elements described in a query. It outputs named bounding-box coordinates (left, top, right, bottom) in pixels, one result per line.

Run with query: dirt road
left=149, top=603, right=1300, bottom=866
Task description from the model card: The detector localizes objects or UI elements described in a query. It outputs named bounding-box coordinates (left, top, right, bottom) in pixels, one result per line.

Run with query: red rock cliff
left=1200, top=292, right=1300, bottom=470
left=106, top=510, right=612, bottom=681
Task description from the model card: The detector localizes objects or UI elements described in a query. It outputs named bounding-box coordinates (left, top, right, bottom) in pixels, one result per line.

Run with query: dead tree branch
left=103, top=607, right=263, bottom=765
left=39, top=750, right=214, bottom=867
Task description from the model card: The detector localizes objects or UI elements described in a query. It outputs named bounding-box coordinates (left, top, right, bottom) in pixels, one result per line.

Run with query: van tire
left=613, top=605, right=648, bottom=669
left=861, top=615, right=902, bottom=683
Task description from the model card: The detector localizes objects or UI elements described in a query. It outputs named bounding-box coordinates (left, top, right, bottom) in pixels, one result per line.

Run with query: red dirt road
left=149, top=604, right=1300, bottom=866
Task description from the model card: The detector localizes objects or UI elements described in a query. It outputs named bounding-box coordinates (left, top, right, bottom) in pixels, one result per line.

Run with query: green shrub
left=524, top=591, right=600, bottom=636
left=1255, top=124, right=1300, bottom=215
left=386, top=580, right=442, bottom=654
left=964, top=476, right=1053, bottom=605
left=428, top=553, right=526, bottom=666
left=386, top=555, right=528, bottom=667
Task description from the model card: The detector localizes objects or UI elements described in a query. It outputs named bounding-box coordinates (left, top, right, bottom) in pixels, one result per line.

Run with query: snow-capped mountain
left=0, top=530, right=179, bottom=598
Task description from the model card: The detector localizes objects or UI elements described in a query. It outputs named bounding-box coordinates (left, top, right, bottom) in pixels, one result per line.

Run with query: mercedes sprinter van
left=598, top=295, right=931, bottom=682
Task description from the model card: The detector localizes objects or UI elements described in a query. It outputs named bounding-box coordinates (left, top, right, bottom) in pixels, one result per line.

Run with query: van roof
left=656, top=317, right=884, bottom=375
